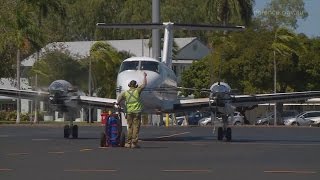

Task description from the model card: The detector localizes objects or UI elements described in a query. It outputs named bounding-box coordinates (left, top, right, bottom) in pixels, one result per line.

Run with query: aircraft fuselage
left=116, top=57, right=177, bottom=113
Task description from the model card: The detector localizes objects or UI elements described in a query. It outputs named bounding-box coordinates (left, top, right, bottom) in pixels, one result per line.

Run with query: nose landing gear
left=216, top=115, right=232, bottom=142
left=64, top=123, right=78, bottom=139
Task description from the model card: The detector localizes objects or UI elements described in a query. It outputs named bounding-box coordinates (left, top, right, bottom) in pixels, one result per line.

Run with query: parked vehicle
left=198, top=112, right=244, bottom=126
left=256, top=110, right=299, bottom=125
left=175, top=111, right=211, bottom=125
left=284, top=111, right=320, bottom=126
left=309, top=118, right=320, bottom=127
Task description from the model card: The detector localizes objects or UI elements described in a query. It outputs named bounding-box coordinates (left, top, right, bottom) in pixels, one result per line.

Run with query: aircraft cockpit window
left=119, top=61, right=139, bottom=72
left=141, top=61, right=159, bottom=73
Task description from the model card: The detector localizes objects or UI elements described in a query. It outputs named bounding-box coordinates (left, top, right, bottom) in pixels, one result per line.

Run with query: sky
left=254, top=0, right=320, bottom=37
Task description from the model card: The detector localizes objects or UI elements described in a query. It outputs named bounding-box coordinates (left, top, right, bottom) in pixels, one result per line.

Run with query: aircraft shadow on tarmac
left=231, top=138, right=320, bottom=144
left=140, top=136, right=214, bottom=142
left=140, top=136, right=320, bottom=144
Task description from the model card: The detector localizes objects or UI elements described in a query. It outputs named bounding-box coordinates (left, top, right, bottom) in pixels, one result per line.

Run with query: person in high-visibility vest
left=117, top=72, right=147, bottom=148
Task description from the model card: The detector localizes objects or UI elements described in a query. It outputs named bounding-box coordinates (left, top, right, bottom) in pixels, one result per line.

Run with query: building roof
left=22, top=37, right=205, bottom=67
left=0, top=78, right=31, bottom=90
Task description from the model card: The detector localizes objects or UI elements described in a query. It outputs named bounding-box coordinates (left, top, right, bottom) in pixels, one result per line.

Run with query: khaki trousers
left=126, top=113, right=141, bottom=144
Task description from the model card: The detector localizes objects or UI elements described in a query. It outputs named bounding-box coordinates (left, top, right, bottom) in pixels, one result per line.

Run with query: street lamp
left=273, top=50, right=277, bottom=126
left=88, top=57, right=92, bottom=123
left=16, top=49, right=21, bottom=124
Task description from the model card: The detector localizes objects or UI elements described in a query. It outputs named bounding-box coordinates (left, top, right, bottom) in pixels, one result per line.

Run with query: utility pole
left=16, top=49, right=21, bottom=124
left=88, top=57, right=92, bottom=123
left=152, top=0, right=160, bottom=61
left=273, top=49, right=277, bottom=126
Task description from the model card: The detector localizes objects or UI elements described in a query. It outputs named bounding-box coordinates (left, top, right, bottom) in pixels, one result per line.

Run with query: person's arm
left=140, top=72, right=147, bottom=89
left=117, top=92, right=125, bottom=104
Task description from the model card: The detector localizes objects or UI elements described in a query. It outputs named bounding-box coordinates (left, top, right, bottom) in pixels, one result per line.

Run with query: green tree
left=258, top=0, right=308, bottom=30
left=89, top=42, right=122, bottom=98
left=271, top=28, right=306, bottom=92
left=180, top=59, right=211, bottom=98
left=30, top=50, right=88, bottom=88
left=203, top=0, right=254, bottom=25
left=25, top=0, right=66, bottom=43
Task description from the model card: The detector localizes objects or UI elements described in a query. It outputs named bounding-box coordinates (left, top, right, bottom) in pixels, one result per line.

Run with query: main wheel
left=226, top=127, right=232, bottom=142
left=217, top=127, right=223, bottom=141
left=100, top=132, right=107, bottom=147
left=64, top=125, right=70, bottom=138
left=292, top=122, right=300, bottom=126
left=72, top=125, right=78, bottom=139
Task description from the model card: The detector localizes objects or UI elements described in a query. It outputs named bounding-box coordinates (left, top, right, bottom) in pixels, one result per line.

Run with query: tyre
left=226, top=127, right=232, bottom=142
left=64, top=125, right=70, bottom=138
left=100, top=132, right=106, bottom=147
left=262, top=121, right=269, bottom=125
left=234, top=121, right=241, bottom=126
left=292, top=122, right=300, bottom=126
left=217, top=127, right=223, bottom=141
left=72, top=125, right=78, bottom=139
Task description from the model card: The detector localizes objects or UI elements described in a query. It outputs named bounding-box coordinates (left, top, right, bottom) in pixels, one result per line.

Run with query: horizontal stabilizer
left=96, top=22, right=245, bottom=31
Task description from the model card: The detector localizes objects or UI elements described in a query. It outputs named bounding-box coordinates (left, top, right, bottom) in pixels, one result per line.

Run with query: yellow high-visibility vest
left=124, top=88, right=143, bottom=113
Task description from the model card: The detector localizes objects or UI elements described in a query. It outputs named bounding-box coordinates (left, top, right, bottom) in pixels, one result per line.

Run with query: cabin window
left=119, top=61, right=139, bottom=72
left=141, top=61, right=159, bottom=73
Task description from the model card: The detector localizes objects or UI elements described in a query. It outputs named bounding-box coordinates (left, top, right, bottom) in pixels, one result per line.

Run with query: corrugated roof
left=22, top=37, right=198, bottom=67
left=0, top=78, right=31, bottom=90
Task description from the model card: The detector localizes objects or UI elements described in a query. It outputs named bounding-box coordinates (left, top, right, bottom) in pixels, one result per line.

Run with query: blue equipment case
left=100, top=113, right=125, bottom=147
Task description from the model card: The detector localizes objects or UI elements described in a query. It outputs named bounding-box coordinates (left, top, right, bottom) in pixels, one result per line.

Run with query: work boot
left=124, top=143, right=131, bottom=148
left=131, top=143, right=140, bottom=149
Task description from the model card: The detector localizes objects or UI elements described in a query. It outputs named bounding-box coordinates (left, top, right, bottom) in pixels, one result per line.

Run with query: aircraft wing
left=78, top=96, right=117, bottom=109
left=173, top=91, right=320, bottom=111
left=173, top=98, right=210, bottom=111
left=227, top=91, right=320, bottom=107
left=0, top=88, right=49, bottom=100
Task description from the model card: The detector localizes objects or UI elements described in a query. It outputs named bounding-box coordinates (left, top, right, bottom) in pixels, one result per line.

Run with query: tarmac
left=1, top=124, right=320, bottom=180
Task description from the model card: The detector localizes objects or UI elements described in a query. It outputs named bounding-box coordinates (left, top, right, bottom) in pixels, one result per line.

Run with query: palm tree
left=204, top=0, right=254, bottom=83
left=271, top=27, right=305, bottom=125
left=13, top=2, right=42, bottom=123
left=89, top=42, right=122, bottom=98
left=204, top=0, right=254, bottom=26
left=26, top=0, right=66, bottom=27
left=24, top=0, right=66, bottom=123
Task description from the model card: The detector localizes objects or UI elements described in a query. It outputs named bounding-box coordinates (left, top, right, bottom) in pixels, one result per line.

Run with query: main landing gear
left=64, top=121, right=78, bottom=139
left=216, top=115, right=232, bottom=142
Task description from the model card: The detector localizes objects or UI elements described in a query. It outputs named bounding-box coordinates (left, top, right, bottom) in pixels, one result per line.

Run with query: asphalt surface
left=1, top=124, right=320, bottom=180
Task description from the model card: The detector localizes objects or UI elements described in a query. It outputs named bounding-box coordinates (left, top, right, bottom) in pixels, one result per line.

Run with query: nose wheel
left=217, top=127, right=232, bottom=141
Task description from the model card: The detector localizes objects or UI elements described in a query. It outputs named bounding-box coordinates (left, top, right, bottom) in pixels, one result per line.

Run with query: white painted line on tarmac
left=79, top=148, right=93, bottom=152
left=264, top=170, right=317, bottom=174
left=32, top=138, right=50, bottom=141
left=7, top=153, right=29, bottom=156
left=162, top=169, right=212, bottom=173
left=64, top=169, right=117, bottom=172
left=0, top=135, right=9, bottom=138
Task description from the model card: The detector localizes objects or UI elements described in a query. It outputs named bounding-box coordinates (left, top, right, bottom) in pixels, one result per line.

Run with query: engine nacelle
left=210, top=82, right=231, bottom=94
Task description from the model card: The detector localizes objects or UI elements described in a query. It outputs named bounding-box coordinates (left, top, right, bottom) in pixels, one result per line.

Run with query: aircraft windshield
left=141, top=61, right=159, bottom=73
left=119, top=61, right=139, bottom=72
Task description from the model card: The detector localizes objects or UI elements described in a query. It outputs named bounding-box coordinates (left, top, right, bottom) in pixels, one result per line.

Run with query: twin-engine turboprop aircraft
left=1, top=22, right=320, bottom=141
